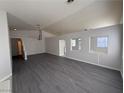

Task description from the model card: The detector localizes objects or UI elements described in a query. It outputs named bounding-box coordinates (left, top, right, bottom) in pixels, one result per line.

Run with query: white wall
left=0, top=11, right=12, bottom=82
left=10, top=30, right=55, bottom=56
left=120, top=15, right=123, bottom=78
left=46, top=24, right=123, bottom=71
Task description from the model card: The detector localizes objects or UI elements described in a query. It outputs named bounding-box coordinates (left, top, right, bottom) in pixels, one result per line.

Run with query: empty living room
left=0, top=0, right=123, bottom=93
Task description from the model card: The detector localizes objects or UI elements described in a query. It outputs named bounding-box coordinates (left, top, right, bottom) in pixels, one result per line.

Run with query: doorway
left=11, top=38, right=25, bottom=59
left=59, top=40, right=66, bottom=57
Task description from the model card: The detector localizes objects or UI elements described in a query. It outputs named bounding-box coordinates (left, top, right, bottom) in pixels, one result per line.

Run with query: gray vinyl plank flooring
left=12, top=53, right=123, bottom=93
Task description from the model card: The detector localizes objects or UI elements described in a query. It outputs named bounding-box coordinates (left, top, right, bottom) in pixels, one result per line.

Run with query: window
left=90, top=36, right=108, bottom=53
left=97, top=37, right=108, bottom=48
left=71, top=38, right=82, bottom=50
left=71, top=40, right=76, bottom=46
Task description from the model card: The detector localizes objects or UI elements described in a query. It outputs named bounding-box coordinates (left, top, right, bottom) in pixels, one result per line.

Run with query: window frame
left=89, top=35, right=109, bottom=54
left=70, top=38, right=82, bottom=51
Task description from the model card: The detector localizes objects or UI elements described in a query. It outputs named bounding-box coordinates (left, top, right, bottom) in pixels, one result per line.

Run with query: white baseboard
left=27, top=52, right=46, bottom=56
left=0, top=73, right=12, bottom=83
left=46, top=52, right=120, bottom=71
left=66, top=56, right=120, bottom=71
left=45, top=52, right=58, bottom=56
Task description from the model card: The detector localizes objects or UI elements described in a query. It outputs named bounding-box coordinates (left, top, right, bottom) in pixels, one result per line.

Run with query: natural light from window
left=97, top=37, right=108, bottom=48
left=71, top=38, right=82, bottom=51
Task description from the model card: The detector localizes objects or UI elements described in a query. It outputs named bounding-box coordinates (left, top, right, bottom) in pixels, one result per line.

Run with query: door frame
left=59, top=40, right=66, bottom=57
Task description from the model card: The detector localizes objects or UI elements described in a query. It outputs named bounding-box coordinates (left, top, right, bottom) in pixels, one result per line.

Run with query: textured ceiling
left=0, top=0, right=122, bottom=35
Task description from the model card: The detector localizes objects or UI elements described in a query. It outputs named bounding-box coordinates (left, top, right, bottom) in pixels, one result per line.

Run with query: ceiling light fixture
left=67, top=0, right=74, bottom=3
left=9, top=26, right=17, bottom=31
left=84, top=29, right=88, bottom=31
left=36, top=24, right=42, bottom=40
left=13, top=28, right=17, bottom=31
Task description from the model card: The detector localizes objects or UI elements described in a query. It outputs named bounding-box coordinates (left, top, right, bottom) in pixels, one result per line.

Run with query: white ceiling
left=0, top=0, right=122, bottom=35
left=45, top=0, right=123, bottom=35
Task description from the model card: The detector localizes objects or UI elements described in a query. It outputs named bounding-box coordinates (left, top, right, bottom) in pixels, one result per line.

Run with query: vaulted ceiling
left=0, top=0, right=122, bottom=35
